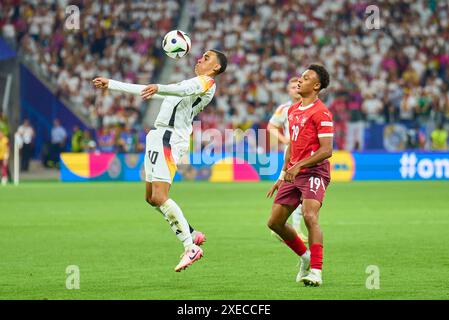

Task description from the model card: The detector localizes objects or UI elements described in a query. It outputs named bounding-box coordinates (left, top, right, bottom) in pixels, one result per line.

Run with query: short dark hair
left=307, top=64, right=330, bottom=91
left=210, top=49, right=227, bottom=75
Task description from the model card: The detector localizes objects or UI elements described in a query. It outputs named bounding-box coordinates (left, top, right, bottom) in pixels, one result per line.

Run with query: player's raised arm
left=140, top=76, right=215, bottom=100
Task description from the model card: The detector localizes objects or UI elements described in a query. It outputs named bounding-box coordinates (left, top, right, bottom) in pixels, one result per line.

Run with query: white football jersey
left=154, top=76, right=216, bottom=141
left=108, top=75, right=216, bottom=143
left=269, top=100, right=291, bottom=140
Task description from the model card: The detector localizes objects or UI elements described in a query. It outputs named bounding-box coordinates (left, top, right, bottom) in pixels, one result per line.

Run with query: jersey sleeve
left=314, top=110, right=334, bottom=138
left=269, top=105, right=287, bottom=128
left=108, top=80, right=165, bottom=100
left=108, top=79, right=146, bottom=95
left=157, top=75, right=215, bottom=97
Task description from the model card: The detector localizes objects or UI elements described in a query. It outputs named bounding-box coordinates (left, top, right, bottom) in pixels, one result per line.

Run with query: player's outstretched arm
left=92, top=77, right=165, bottom=100
left=92, top=77, right=146, bottom=95
left=92, top=77, right=109, bottom=89
left=140, top=76, right=214, bottom=100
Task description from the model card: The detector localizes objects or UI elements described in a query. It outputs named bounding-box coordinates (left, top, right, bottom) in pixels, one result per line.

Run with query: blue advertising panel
left=60, top=151, right=449, bottom=182
left=353, top=152, right=449, bottom=181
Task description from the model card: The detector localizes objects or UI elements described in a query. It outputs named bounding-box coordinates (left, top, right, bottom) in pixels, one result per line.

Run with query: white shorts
left=145, top=128, right=189, bottom=184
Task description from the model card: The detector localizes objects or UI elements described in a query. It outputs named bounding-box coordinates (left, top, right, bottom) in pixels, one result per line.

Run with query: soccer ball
left=162, top=30, right=191, bottom=59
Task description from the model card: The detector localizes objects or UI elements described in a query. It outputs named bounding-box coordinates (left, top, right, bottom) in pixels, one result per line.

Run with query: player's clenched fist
left=92, top=77, right=109, bottom=89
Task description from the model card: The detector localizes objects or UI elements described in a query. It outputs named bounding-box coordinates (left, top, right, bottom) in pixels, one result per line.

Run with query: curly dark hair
left=307, top=64, right=330, bottom=91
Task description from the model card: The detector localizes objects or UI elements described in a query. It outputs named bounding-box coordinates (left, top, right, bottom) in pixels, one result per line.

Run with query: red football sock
left=284, top=235, right=307, bottom=257
left=1, top=162, right=6, bottom=177
left=310, top=243, right=323, bottom=270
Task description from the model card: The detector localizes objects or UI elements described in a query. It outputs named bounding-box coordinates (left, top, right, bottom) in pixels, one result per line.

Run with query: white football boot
left=300, top=268, right=323, bottom=287
left=296, top=250, right=311, bottom=282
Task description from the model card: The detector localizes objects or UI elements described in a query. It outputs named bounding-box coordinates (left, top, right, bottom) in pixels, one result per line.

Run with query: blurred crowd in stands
left=1, top=0, right=181, bottom=129
left=1, top=0, right=449, bottom=155
left=178, top=0, right=449, bottom=151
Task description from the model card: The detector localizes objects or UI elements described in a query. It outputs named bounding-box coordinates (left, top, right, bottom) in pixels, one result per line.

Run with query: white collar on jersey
left=297, top=98, right=319, bottom=111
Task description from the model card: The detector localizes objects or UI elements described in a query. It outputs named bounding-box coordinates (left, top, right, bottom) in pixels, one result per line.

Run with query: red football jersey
left=287, top=98, right=333, bottom=175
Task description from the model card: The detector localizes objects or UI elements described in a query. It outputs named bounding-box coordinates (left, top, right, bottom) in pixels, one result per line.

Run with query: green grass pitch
left=1, top=180, right=449, bottom=300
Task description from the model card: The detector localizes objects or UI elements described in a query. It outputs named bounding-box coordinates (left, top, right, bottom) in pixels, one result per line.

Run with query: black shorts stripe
left=162, top=130, right=172, bottom=149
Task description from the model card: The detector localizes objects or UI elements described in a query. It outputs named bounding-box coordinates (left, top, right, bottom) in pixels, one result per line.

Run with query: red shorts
left=274, top=172, right=330, bottom=209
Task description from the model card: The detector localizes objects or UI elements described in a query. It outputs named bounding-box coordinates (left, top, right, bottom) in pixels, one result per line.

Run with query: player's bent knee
left=150, top=194, right=168, bottom=207
left=145, top=197, right=155, bottom=206
left=267, top=218, right=281, bottom=232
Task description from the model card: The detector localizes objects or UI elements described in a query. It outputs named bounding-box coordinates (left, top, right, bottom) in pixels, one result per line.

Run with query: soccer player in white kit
left=267, top=77, right=307, bottom=243
left=93, top=50, right=227, bottom=272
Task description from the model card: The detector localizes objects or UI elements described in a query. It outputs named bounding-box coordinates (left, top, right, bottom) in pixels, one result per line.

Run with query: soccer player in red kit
left=267, top=64, right=332, bottom=286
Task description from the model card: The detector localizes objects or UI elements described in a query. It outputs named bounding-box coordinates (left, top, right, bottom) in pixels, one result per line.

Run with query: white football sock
left=301, top=250, right=310, bottom=260
left=292, top=204, right=303, bottom=233
left=158, top=199, right=194, bottom=250
left=155, top=207, right=195, bottom=234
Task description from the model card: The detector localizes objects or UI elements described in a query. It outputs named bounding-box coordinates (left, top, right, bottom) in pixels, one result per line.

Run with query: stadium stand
left=178, top=0, right=449, bottom=151
left=1, top=0, right=182, bottom=153
left=1, top=0, right=449, bottom=154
